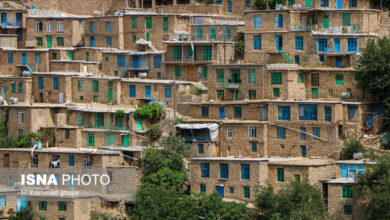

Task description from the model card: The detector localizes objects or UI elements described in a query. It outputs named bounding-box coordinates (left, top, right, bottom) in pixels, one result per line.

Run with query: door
left=133, top=56, right=139, bottom=68
left=122, top=134, right=129, bottom=147
left=1, top=12, right=7, bottom=24
left=323, top=15, right=329, bottom=28
left=90, top=37, right=95, bottom=47
left=228, top=1, right=232, bottom=12
left=336, top=0, right=342, bottom=8
left=219, top=107, right=225, bottom=118
left=145, top=85, right=151, bottom=98
left=59, top=92, right=64, bottom=104
left=16, top=195, right=26, bottom=212
left=305, top=0, right=311, bottom=7
left=230, top=70, right=241, bottom=83
left=46, top=36, right=52, bottom=48
left=336, top=56, right=342, bottom=67
left=276, top=35, right=283, bottom=51
left=106, top=134, right=114, bottom=146
left=334, top=38, right=340, bottom=52
left=108, top=81, right=113, bottom=102
left=1, top=86, right=6, bottom=99
left=136, top=119, right=142, bottom=130
left=16, top=12, right=22, bottom=25
left=301, top=146, right=307, bottom=157
left=3, top=154, right=9, bottom=168
left=21, top=53, right=26, bottom=65
left=216, top=186, right=224, bottom=198
left=188, top=66, right=197, bottom=81
left=96, top=113, right=104, bottom=128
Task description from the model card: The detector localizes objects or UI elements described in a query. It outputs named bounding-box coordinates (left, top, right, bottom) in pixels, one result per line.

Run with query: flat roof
left=179, top=100, right=371, bottom=105
left=325, top=177, right=356, bottom=184
left=191, top=157, right=269, bottom=162
left=336, top=160, right=375, bottom=165
left=268, top=158, right=335, bottom=166
left=0, top=147, right=120, bottom=155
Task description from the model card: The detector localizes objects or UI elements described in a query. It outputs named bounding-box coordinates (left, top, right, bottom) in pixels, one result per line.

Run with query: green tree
left=356, top=38, right=390, bottom=130
left=8, top=207, right=33, bottom=220
left=340, top=138, right=366, bottom=160
left=253, top=0, right=285, bottom=10
left=134, top=102, right=164, bottom=123
left=159, top=134, right=190, bottom=158
left=235, top=33, right=245, bottom=57
left=255, top=178, right=328, bottom=220
left=355, top=152, right=390, bottom=219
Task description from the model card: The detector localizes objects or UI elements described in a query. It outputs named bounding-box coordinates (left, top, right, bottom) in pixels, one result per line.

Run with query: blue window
left=117, top=55, right=126, bottom=68
left=341, top=164, right=348, bottom=178
left=68, top=174, right=74, bottom=187
left=145, top=85, right=151, bottom=98
left=35, top=54, right=41, bottom=64
left=53, top=77, right=59, bottom=90
left=253, top=35, right=261, bottom=50
left=246, top=0, right=251, bottom=7
left=278, top=106, right=290, bottom=121
left=295, top=55, right=300, bottom=65
left=90, top=36, right=95, bottom=47
left=201, top=106, right=209, bottom=117
left=16, top=12, right=22, bottom=26
left=234, top=107, right=242, bottom=118
left=198, top=144, right=204, bottom=154
left=300, top=127, right=306, bottom=140
left=254, top=15, right=261, bottom=28
left=299, top=104, right=318, bottom=120
left=154, top=55, right=162, bottom=69
left=106, top=22, right=111, bottom=33
left=295, top=36, right=303, bottom=50
left=319, top=55, right=325, bottom=62
left=1, top=12, right=7, bottom=24
left=357, top=165, right=364, bottom=174
left=321, top=0, right=329, bottom=7
left=216, top=0, right=222, bottom=4
left=106, top=37, right=112, bottom=46
left=90, top=22, right=95, bottom=33
left=228, top=1, right=232, bottom=12
left=348, top=105, right=356, bottom=120
left=7, top=53, right=13, bottom=64
left=201, top=163, right=210, bottom=178
left=318, top=39, right=328, bottom=52
left=325, top=106, right=332, bottom=121
left=220, top=164, right=229, bottom=179
left=313, top=127, right=320, bottom=141
left=241, top=164, right=250, bottom=180
left=38, top=77, right=44, bottom=89
left=164, top=86, right=171, bottom=98
left=16, top=29, right=22, bottom=41
left=277, top=126, right=286, bottom=139
left=275, top=15, right=283, bottom=28
left=347, top=38, right=357, bottom=52
left=129, top=85, right=136, bottom=97
left=251, top=142, right=257, bottom=152
left=0, top=196, right=6, bottom=207
left=219, top=106, right=225, bottom=118
left=68, top=155, right=74, bottom=166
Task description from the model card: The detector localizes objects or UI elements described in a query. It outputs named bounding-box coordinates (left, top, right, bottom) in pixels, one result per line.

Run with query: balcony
left=291, top=24, right=311, bottom=32
left=1, top=21, right=22, bottom=27
left=125, top=61, right=149, bottom=70
left=82, top=125, right=130, bottom=131
left=183, top=135, right=211, bottom=142
left=326, top=47, right=360, bottom=55
left=224, top=82, right=240, bottom=89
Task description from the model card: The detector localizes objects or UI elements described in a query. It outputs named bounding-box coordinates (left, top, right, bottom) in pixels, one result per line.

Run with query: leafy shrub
left=116, top=110, right=126, bottom=119
left=340, top=138, right=365, bottom=160
left=174, top=117, right=183, bottom=125
left=149, top=124, right=162, bottom=140
left=190, top=87, right=201, bottom=95
left=235, top=33, right=245, bottom=57
left=134, top=102, right=164, bottom=122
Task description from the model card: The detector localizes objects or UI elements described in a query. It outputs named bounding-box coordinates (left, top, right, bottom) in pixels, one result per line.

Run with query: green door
left=230, top=70, right=241, bottom=83
left=1, top=86, right=6, bottom=99
left=68, top=52, right=73, bottom=60
left=234, top=91, right=239, bottom=100
left=108, top=81, right=113, bottom=102
left=95, top=113, right=104, bottom=128
left=305, top=0, right=311, bottom=7
left=323, top=15, right=329, bottom=28
left=123, top=135, right=129, bottom=147
left=136, top=119, right=142, bottom=130
left=46, top=36, right=52, bottom=48
left=106, top=134, right=114, bottom=146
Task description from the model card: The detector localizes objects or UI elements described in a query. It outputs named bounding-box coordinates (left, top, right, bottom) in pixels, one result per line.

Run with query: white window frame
left=57, top=21, right=64, bottom=33
left=35, top=21, right=42, bottom=32
left=17, top=111, right=24, bottom=123
left=248, top=127, right=256, bottom=138
left=46, top=22, right=52, bottom=32
left=227, top=129, right=233, bottom=138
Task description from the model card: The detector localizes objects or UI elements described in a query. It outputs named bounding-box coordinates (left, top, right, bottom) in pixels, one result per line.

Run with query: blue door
left=336, top=56, right=342, bottom=67
left=228, top=1, right=232, bottom=12
left=301, top=146, right=307, bottom=157
left=90, top=37, right=95, bottom=47
left=216, top=186, right=224, bottom=198
left=16, top=195, right=26, bottom=212
left=21, top=53, right=26, bottom=65
left=145, top=85, right=151, bottom=98
left=219, top=107, right=225, bottom=118
left=1, top=12, right=7, bottom=24
left=336, top=0, right=342, bottom=8
left=133, top=56, right=139, bottom=68
left=16, top=12, right=22, bottom=26
left=276, top=35, right=282, bottom=51
left=334, top=38, right=340, bottom=52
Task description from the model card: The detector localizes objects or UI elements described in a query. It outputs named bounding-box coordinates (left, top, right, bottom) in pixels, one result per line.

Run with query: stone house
left=0, top=9, right=27, bottom=48
left=0, top=48, right=50, bottom=75
left=83, top=16, right=124, bottom=49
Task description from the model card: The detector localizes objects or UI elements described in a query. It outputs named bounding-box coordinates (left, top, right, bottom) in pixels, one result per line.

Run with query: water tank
left=341, top=92, right=351, bottom=99
left=22, top=70, right=31, bottom=77
left=10, top=98, right=18, bottom=104
left=92, top=11, right=102, bottom=16
left=353, top=153, right=363, bottom=160
left=139, top=72, right=147, bottom=78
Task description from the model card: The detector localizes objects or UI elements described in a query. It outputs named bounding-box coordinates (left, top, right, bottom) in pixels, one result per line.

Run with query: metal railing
left=299, top=115, right=318, bottom=121
left=183, top=136, right=211, bottom=141
left=82, top=124, right=129, bottom=130
left=126, top=62, right=149, bottom=69
left=327, top=47, right=360, bottom=54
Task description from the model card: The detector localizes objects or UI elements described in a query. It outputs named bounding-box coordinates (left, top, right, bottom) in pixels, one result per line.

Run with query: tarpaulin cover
left=175, top=124, right=219, bottom=140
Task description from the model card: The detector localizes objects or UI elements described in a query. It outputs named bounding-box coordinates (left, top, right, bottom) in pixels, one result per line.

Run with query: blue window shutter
left=341, top=164, right=348, bottom=178
left=68, top=155, right=74, bottom=166
left=38, top=77, right=44, bottom=89
left=129, top=85, right=136, bottom=97
left=53, top=77, right=59, bottom=90
left=165, top=86, right=171, bottom=98
left=357, top=165, right=364, bottom=174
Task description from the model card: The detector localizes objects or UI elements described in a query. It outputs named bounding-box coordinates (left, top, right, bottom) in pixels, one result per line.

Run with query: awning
left=175, top=123, right=218, bottom=131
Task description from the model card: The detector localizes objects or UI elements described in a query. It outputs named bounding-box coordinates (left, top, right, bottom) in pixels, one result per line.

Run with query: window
left=248, top=127, right=256, bottom=138
left=52, top=52, right=57, bottom=59
left=198, top=144, right=204, bottom=154
left=244, top=186, right=250, bottom=198
left=0, top=196, right=6, bottom=207
left=311, top=73, right=319, bottom=86
left=175, top=66, right=181, bottom=77
left=318, top=39, right=328, bottom=52
left=87, top=133, right=95, bottom=146
left=202, top=46, right=212, bottom=61
left=220, top=164, right=229, bottom=179
left=201, top=163, right=210, bottom=178
left=203, top=66, right=208, bottom=78
left=106, top=37, right=112, bottom=46
left=58, top=201, right=67, bottom=211
left=227, top=129, right=233, bottom=137
left=335, top=74, right=344, bottom=85
left=273, top=88, right=280, bottom=97
left=53, top=77, right=59, bottom=90
left=90, top=36, right=95, bottom=47
left=11, top=82, right=15, bottom=93
left=106, top=21, right=111, bottom=33
left=224, top=26, right=231, bottom=39
left=249, top=90, right=256, bottom=99
left=7, top=53, right=13, bottom=64
left=300, top=127, right=306, bottom=140
left=234, top=107, right=242, bottom=118
left=289, top=0, right=295, bottom=5
left=46, top=22, right=52, bottom=32
left=312, top=88, right=319, bottom=98
left=68, top=155, right=74, bottom=166
left=132, top=35, right=136, bottom=42
left=18, top=111, right=24, bottom=123
left=18, top=82, right=23, bottom=93
left=217, top=90, right=224, bottom=99
left=298, top=73, right=304, bottom=83
left=173, top=45, right=182, bottom=60
left=131, top=17, right=137, bottom=29
left=35, top=21, right=43, bottom=32
left=313, top=127, right=321, bottom=141
left=92, top=80, right=99, bottom=92
left=35, top=54, right=41, bottom=64
left=229, top=187, right=234, bottom=193
left=342, top=13, right=351, bottom=26
left=164, top=86, right=171, bottom=98
left=275, top=15, right=283, bottom=28
left=344, top=205, right=352, bottom=215
left=201, top=106, right=209, bottom=117
left=38, top=77, right=44, bottom=89
left=295, top=36, right=303, bottom=50
left=271, top=72, right=282, bottom=84
left=251, top=142, right=257, bottom=152
left=154, top=55, right=162, bottom=69
left=321, top=0, right=329, bottom=7
left=217, top=70, right=224, bottom=83
left=65, top=129, right=70, bottom=139
left=248, top=69, right=256, bottom=83
left=39, top=201, right=47, bottom=211
left=241, top=164, right=250, bottom=180
left=277, top=126, right=286, bottom=139
left=129, top=85, right=136, bottom=97
left=342, top=185, right=353, bottom=198
left=347, top=38, right=357, bottom=52
left=56, top=21, right=64, bottom=32
left=209, top=26, right=216, bottom=39
left=200, top=184, right=206, bottom=192
left=57, top=37, right=64, bottom=46
left=299, top=104, right=318, bottom=120
left=254, top=15, right=261, bottom=29
left=145, top=17, right=152, bottom=29
left=146, top=32, right=150, bottom=41
left=163, top=17, right=168, bottom=31
left=31, top=155, right=38, bottom=167
left=89, top=22, right=95, bottom=33
left=253, top=35, right=261, bottom=50
left=36, top=37, right=43, bottom=46
left=278, top=106, right=291, bottom=121
left=246, top=0, right=251, bottom=7
left=325, top=106, right=332, bottom=121
left=277, top=168, right=284, bottom=182
left=117, top=55, right=126, bottom=68
left=77, top=80, right=84, bottom=91
left=311, top=14, right=317, bottom=25
left=79, top=20, right=83, bottom=26
left=348, top=105, right=356, bottom=120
